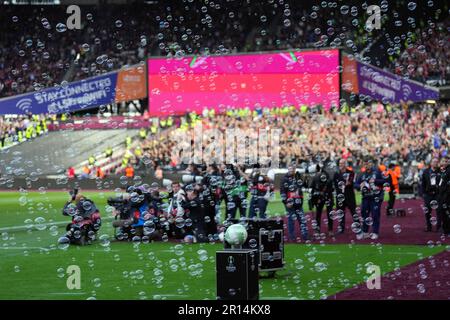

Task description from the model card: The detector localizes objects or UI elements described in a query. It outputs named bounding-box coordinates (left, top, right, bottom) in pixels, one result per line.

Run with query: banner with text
left=357, top=61, right=439, bottom=103
left=0, top=65, right=147, bottom=115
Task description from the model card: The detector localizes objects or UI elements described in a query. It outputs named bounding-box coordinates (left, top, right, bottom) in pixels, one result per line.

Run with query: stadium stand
left=0, top=113, right=50, bottom=149
left=0, top=1, right=448, bottom=179
left=390, top=22, right=449, bottom=86
left=1, top=1, right=447, bottom=98
left=0, top=128, right=138, bottom=176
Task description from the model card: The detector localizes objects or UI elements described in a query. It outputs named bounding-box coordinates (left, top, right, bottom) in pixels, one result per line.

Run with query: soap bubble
left=33, top=217, right=46, bottom=230
left=249, top=238, right=258, bottom=248
left=57, top=236, right=70, bottom=250
left=99, top=234, right=110, bottom=247
left=56, top=23, right=67, bottom=33
left=407, top=2, right=417, bottom=10
left=197, top=249, right=208, bottom=261
left=93, top=278, right=101, bottom=288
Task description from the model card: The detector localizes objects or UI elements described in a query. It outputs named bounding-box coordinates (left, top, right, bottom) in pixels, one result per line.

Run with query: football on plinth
left=224, top=224, right=248, bottom=246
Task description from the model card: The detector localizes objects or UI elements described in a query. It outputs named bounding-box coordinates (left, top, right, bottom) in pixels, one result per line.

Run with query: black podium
left=216, top=249, right=259, bottom=300
left=224, top=219, right=285, bottom=273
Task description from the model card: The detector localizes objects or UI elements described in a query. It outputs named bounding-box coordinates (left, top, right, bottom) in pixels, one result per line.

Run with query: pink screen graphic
left=148, top=50, right=339, bottom=116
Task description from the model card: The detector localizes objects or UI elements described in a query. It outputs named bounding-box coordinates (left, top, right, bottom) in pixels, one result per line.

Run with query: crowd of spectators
left=2, top=1, right=447, bottom=99
left=130, top=102, right=450, bottom=173
left=0, top=113, right=49, bottom=149
left=390, top=22, right=449, bottom=86
left=2, top=101, right=448, bottom=181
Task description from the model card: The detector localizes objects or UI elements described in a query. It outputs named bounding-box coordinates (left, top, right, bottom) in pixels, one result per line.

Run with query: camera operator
left=249, top=167, right=273, bottom=219
left=333, top=159, right=358, bottom=234
left=421, top=158, right=441, bottom=231
left=309, top=164, right=334, bottom=236
left=280, top=164, right=308, bottom=241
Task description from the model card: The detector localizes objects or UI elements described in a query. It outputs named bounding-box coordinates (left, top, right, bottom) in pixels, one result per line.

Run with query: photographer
left=166, top=181, right=189, bottom=239
left=310, top=164, right=334, bottom=236
left=222, top=165, right=249, bottom=220
left=200, top=177, right=219, bottom=238
left=180, top=184, right=208, bottom=242
left=205, top=164, right=224, bottom=224
left=62, top=191, right=101, bottom=245
left=110, top=192, right=134, bottom=233
left=147, top=183, right=165, bottom=218
left=133, top=186, right=162, bottom=240
left=248, top=168, right=273, bottom=219
left=167, top=182, right=183, bottom=214
left=280, top=164, right=308, bottom=241
left=110, top=186, right=160, bottom=241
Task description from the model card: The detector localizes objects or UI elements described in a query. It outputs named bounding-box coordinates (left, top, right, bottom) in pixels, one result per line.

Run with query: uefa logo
left=226, top=256, right=237, bottom=273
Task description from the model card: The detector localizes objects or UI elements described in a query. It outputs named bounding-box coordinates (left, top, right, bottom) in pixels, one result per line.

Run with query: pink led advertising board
left=148, top=49, right=340, bottom=116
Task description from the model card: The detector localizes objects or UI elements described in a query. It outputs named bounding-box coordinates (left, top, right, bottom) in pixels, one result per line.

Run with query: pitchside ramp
left=0, top=129, right=138, bottom=176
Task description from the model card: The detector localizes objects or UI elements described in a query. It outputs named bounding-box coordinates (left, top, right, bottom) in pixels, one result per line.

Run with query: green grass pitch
left=0, top=191, right=445, bottom=300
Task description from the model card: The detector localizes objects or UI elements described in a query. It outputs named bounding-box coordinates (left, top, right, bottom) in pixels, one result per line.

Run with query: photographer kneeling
left=62, top=190, right=101, bottom=245
left=110, top=186, right=161, bottom=241
left=110, top=192, right=134, bottom=238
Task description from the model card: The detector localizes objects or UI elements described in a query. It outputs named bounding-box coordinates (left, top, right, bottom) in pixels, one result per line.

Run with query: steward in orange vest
left=96, top=167, right=105, bottom=179
left=386, top=163, right=399, bottom=216
left=125, top=165, right=135, bottom=178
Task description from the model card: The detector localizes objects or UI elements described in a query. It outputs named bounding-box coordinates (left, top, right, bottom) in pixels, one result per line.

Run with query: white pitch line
left=0, top=246, right=50, bottom=251
left=0, top=217, right=114, bottom=232
left=0, top=222, right=64, bottom=232
left=317, top=251, right=341, bottom=254
left=1, top=251, right=36, bottom=258
left=48, top=292, right=86, bottom=295
left=387, top=252, right=424, bottom=255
